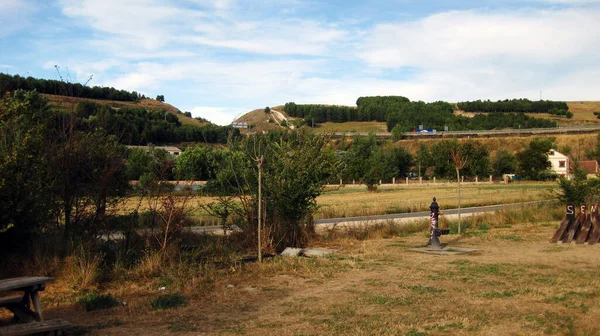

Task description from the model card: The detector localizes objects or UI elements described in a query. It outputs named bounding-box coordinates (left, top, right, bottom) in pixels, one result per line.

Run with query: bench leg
left=5, top=303, right=38, bottom=323
left=31, top=291, right=43, bottom=321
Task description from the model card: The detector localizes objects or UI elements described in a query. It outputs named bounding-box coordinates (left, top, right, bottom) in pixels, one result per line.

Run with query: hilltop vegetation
left=73, top=100, right=238, bottom=144
left=0, top=72, right=142, bottom=101
left=284, top=96, right=559, bottom=132
left=457, top=98, right=569, bottom=113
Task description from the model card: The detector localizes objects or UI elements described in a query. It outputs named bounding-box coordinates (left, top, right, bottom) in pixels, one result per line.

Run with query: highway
left=331, top=125, right=600, bottom=139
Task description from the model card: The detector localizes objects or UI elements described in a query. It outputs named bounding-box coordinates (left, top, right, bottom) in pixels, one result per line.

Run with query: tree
left=517, top=138, right=553, bottom=180
left=415, top=143, right=431, bottom=178
left=346, top=134, right=381, bottom=190
left=492, top=149, right=517, bottom=177
left=173, top=146, right=225, bottom=181
left=451, top=146, right=468, bottom=235
left=265, top=106, right=271, bottom=113
left=156, top=95, right=165, bottom=102
left=208, top=130, right=341, bottom=252
left=0, top=90, right=57, bottom=236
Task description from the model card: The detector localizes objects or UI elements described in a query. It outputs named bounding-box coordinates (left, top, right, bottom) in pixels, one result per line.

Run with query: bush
left=151, top=293, right=188, bottom=310
left=79, top=293, right=120, bottom=312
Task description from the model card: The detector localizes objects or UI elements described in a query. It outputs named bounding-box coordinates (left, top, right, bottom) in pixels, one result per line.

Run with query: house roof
left=548, top=149, right=568, bottom=159
left=577, top=161, right=598, bottom=174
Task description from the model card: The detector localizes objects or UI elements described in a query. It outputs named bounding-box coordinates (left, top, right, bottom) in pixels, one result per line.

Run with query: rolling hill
left=41, top=93, right=207, bottom=127
left=235, top=101, right=600, bottom=133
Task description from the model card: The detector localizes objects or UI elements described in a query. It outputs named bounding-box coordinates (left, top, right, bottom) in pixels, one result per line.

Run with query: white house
left=548, top=149, right=569, bottom=177
left=127, top=145, right=182, bottom=157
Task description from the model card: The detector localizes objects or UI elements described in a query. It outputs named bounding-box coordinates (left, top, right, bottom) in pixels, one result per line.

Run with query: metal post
left=428, top=197, right=441, bottom=248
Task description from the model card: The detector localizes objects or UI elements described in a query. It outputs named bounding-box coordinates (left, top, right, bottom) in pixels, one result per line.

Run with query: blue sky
left=2, top=0, right=600, bottom=125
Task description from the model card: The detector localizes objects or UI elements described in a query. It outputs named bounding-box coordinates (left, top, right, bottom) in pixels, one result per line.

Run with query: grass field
left=314, top=121, right=388, bottom=133
left=25, top=204, right=600, bottom=335
left=316, top=182, right=558, bottom=219
left=116, top=182, right=559, bottom=224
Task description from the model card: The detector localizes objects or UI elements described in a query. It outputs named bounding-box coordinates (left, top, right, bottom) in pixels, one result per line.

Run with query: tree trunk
left=456, top=168, right=461, bottom=235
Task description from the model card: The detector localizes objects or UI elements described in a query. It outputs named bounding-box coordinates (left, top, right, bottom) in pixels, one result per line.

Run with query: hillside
left=235, top=107, right=292, bottom=133
left=41, top=94, right=207, bottom=127
left=236, top=101, right=600, bottom=133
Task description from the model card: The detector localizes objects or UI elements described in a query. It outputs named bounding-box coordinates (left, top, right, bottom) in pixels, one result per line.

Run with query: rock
left=280, top=247, right=303, bottom=257
left=280, top=247, right=338, bottom=257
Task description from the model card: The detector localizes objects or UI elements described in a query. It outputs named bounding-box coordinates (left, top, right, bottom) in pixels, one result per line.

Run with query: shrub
left=79, top=293, right=120, bottom=312
left=151, top=293, right=188, bottom=310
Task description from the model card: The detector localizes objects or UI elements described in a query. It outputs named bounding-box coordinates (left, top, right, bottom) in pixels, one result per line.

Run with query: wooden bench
left=0, top=319, right=72, bottom=336
left=0, top=296, right=37, bottom=323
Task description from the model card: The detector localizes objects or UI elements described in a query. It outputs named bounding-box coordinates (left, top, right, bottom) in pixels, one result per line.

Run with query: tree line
left=457, top=99, right=569, bottom=113
left=0, top=73, right=143, bottom=101
left=74, top=101, right=238, bottom=144
left=285, top=96, right=557, bottom=133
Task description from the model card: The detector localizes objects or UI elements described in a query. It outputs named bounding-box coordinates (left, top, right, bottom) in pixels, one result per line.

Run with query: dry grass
left=397, top=133, right=599, bottom=157
left=28, top=204, right=600, bottom=335
left=114, top=183, right=558, bottom=224
left=314, top=121, right=388, bottom=133
left=316, top=182, right=558, bottom=219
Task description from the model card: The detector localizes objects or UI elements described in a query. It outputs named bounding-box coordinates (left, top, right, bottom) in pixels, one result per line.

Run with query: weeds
left=496, top=234, right=522, bottom=242
left=78, top=293, right=120, bottom=312
left=151, top=293, right=188, bottom=310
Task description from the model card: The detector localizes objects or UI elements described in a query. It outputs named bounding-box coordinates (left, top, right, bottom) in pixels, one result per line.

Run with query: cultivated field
left=23, top=204, right=600, bottom=335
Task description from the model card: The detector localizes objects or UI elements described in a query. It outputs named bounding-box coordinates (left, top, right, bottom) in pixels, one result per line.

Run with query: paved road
left=185, top=200, right=554, bottom=234
left=314, top=200, right=552, bottom=225
left=331, top=125, right=600, bottom=138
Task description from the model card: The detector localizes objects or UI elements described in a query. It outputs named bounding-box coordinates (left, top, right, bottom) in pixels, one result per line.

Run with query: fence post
left=406, top=177, right=409, bottom=184
left=475, top=176, right=478, bottom=183
left=393, top=177, right=395, bottom=184
left=419, top=177, right=423, bottom=184
left=433, top=177, right=436, bottom=184
left=489, top=175, right=492, bottom=182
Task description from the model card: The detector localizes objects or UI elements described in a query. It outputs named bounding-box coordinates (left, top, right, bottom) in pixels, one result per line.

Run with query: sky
left=1, top=0, right=600, bottom=125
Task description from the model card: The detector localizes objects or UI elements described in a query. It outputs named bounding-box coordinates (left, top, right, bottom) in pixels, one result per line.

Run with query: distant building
left=231, top=121, right=248, bottom=129
left=548, top=149, right=569, bottom=177
left=127, top=145, right=182, bottom=157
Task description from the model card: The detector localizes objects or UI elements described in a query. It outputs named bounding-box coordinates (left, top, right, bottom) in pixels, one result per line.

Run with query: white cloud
left=359, top=8, right=600, bottom=69
left=59, top=0, right=347, bottom=56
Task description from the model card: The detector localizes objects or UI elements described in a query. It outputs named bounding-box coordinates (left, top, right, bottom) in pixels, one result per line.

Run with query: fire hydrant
left=428, top=197, right=448, bottom=248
